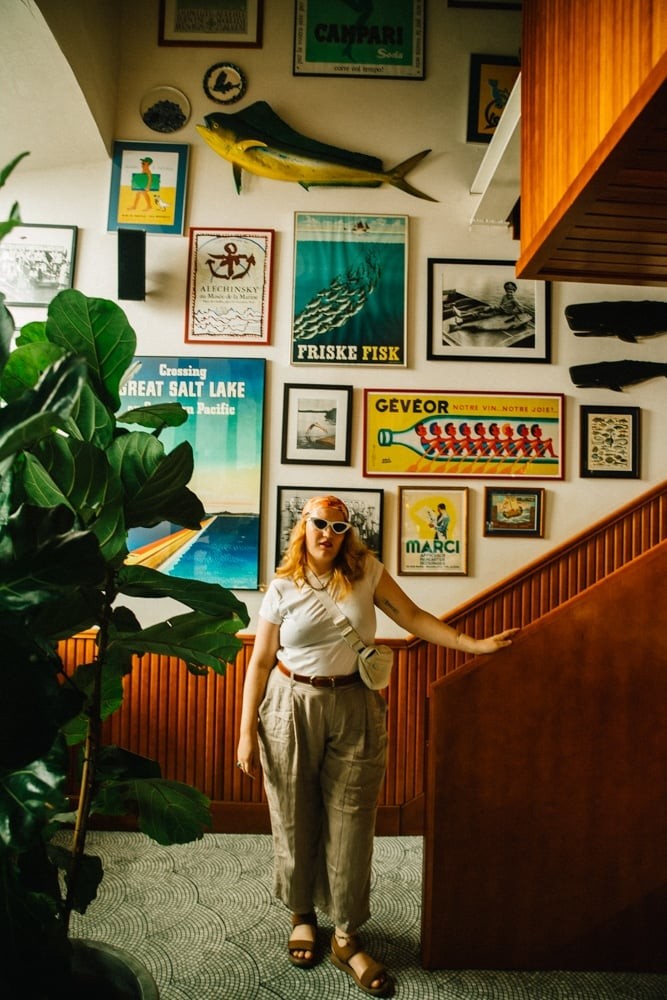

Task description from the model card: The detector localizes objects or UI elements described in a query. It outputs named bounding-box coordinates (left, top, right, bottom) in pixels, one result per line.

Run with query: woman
left=236, top=495, right=517, bottom=996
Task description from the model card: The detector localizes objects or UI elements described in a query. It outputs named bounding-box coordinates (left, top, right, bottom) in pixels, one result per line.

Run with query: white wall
left=2, top=1, right=665, bottom=636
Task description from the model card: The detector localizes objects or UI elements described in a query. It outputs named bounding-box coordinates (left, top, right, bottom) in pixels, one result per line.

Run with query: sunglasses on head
left=308, top=516, right=351, bottom=535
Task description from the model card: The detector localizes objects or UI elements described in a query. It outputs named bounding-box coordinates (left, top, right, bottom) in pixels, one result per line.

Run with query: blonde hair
left=277, top=496, right=370, bottom=597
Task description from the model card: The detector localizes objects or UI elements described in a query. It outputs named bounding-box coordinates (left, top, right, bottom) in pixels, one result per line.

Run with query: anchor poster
left=185, top=228, right=274, bottom=345
left=120, top=357, right=265, bottom=589
left=291, top=213, right=407, bottom=367
left=364, top=389, right=564, bottom=479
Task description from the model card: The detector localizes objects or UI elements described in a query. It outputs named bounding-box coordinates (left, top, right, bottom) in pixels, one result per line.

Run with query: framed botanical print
left=579, top=405, right=640, bottom=479
left=281, top=383, right=352, bottom=465
left=398, top=486, right=468, bottom=575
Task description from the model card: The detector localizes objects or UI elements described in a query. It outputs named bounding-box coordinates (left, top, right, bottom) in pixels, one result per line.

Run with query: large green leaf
left=0, top=504, right=106, bottom=611
left=0, top=355, right=86, bottom=471
left=46, top=290, right=136, bottom=411
left=111, top=610, right=244, bottom=673
left=117, top=563, right=249, bottom=625
left=94, top=777, right=211, bottom=845
left=117, top=402, right=189, bottom=431
left=0, top=341, right=65, bottom=402
left=0, top=739, right=69, bottom=852
left=0, top=296, right=15, bottom=374
left=109, top=434, right=205, bottom=529
left=25, top=439, right=127, bottom=564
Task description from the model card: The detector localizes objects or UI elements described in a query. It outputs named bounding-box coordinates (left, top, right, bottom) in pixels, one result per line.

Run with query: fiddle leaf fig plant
left=0, top=154, right=250, bottom=995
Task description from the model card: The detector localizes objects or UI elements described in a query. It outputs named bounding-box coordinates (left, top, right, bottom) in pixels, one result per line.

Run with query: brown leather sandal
left=330, top=932, right=392, bottom=996
left=288, top=911, right=318, bottom=968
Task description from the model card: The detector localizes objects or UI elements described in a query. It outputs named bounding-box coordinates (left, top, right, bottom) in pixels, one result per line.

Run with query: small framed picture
left=427, top=258, right=550, bottom=364
left=467, top=53, right=520, bottom=143
left=579, top=405, right=640, bottom=479
left=107, top=140, right=189, bottom=235
left=483, top=487, right=545, bottom=537
left=281, top=383, right=353, bottom=465
left=185, top=228, right=274, bottom=345
left=0, top=223, right=77, bottom=307
left=276, top=486, right=383, bottom=567
left=158, top=0, right=263, bottom=47
left=398, top=487, right=468, bottom=576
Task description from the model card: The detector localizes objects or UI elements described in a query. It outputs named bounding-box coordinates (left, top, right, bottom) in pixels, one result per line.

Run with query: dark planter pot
left=69, top=939, right=159, bottom=1000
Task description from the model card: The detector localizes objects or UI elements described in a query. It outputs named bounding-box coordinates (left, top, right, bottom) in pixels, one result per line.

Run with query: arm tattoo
left=381, top=596, right=399, bottom=615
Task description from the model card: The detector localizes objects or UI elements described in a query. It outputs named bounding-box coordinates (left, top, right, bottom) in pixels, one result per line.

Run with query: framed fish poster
left=579, top=404, right=640, bottom=479
left=427, top=258, right=550, bottom=364
left=293, top=0, right=425, bottom=79
left=120, top=357, right=265, bottom=589
left=398, top=486, right=469, bottom=576
left=107, top=140, right=189, bottom=235
left=185, top=228, right=274, bottom=345
left=291, top=213, right=407, bottom=367
left=363, top=389, right=564, bottom=479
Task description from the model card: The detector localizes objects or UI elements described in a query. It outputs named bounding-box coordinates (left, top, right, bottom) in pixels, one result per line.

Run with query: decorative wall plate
left=140, top=86, right=190, bottom=133
left=203, top=62, right=247, bottom=105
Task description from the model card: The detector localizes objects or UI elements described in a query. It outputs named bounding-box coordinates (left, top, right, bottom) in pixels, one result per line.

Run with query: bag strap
left=307, top=585, right=368, bottom=656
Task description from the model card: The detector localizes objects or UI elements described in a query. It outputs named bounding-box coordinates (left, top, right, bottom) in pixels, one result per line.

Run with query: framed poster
left=276, top=486, right=383, bottom=567
left=158, top=0, right=263, bottom=47
left=0, top=223, right=77, bottom=307
left=292, top=213, right=407, bottom=367
left=293, top=0, right=425, bottom=79
left=579, top=405, right=640, bottom=479
left=120, top=357, right=265, bottom=589
left=107, top=141, right=189, bottom=235
left=398, top=486, right=468, bottom=575
left=363, top=389, right=564, bottom=479
left=281, top=383, right=353, bottom=465
left=427, top=258, right=550, bottom=363
left=467, top=53, right=520, bottom=143
left=483, top=486, right=545, bottom=537
left=185, top=228, right=274, bottom=344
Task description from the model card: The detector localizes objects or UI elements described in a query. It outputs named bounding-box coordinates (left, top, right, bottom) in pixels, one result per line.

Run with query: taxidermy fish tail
left=386, top=149, right=437, bottom=202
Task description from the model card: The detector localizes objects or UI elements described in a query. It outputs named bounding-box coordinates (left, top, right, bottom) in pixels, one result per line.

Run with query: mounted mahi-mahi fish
left=196, top=100, right=436, bottom=200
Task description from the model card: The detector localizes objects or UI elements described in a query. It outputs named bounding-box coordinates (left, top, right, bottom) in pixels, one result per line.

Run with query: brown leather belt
left=277, top=660, right=360, bottom=689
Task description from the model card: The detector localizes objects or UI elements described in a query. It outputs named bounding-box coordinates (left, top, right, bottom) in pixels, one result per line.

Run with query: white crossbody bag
left=308, top=586, right=393, bottom=691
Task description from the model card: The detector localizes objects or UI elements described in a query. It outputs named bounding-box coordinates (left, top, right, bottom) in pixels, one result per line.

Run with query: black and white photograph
left=0, top=223, right=77, bottom=307
left=427, top=258, right=551, bottom=363
left=275, top=485, right=383, bottom=567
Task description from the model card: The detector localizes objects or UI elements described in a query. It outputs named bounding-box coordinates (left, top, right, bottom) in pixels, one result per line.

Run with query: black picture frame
left=483, top=486, right=545, bottom=537
left=427, top=258, right=551, bottom=363
left=0, top=223, right=77, bottom=307
left=579, top=405, right=641, bottom=479
left=281, top=383, right=353, bottom=465
left=275, top=486, right=384, bottom=567
left=467, top=53, right=520, bottom=143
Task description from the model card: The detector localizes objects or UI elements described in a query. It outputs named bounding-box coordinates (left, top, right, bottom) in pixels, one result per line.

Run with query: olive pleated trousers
left=258, top=665, right=388, bottom=931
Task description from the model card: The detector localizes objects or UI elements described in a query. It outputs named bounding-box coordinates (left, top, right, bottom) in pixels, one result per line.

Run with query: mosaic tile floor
left=66, top=833, right=666, bottom=1000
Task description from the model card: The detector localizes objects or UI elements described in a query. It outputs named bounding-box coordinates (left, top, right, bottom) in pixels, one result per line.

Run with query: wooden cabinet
left=517, top=0, right=667, bottom=286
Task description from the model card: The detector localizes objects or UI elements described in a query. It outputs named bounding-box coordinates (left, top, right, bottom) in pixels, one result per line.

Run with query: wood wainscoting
left=59, top=482, right=666, bottom=836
